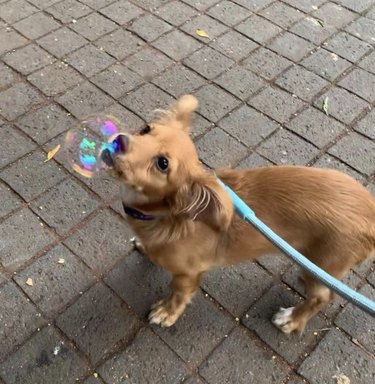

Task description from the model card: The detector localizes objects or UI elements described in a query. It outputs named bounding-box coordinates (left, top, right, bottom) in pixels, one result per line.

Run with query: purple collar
left=122, top=204, right=155, bottom=221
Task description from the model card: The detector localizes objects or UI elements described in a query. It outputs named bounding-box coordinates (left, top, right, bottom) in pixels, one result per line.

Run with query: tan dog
left=104, top=95, right=375, bottom=333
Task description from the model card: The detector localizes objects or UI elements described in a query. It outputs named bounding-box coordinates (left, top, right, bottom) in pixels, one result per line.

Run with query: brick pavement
left=0, top=0, right=375, bottom=383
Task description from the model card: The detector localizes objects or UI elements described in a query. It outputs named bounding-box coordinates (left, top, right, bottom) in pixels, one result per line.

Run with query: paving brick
left=28, top=62, right=84, bottom=96
left=46, top=0, right=91, bottom=23
left=123, top=46, right=173, bottom=79
left=181, top=14, right=228, bottom=42
left=0, top=326, right=87, bottom=384
left=16, top=104, right=75, bottom=144
left=313, top=2, right=356, bottom=28
left=191, top=113, right=212, bottom=139
left=3, top=44, right=54, bottom=76
left=210, top=30, right=258, bottom=61
left=94, top=29, right=143, bottom=61
left=301, top=48, right=351, bottom=81
left=338, top=0, right=375, bottom=12
left=156, top=0, right=197, bottom=26
left=243, top=47, right=292, bottom=80
left=290, top=17, right=337, bottom=45
left=153, top=30, right=202, bottom=61
left=57, top=82, right=113, bottom=119
left=346, top=17, right=375, bottom=45
left=328, top=132, right=375, bottom=176
left=153, top=292, right=234, bottom=365
left=207, top=0, right=252, bottom=26
left=368, top=270, right=375, bottom=286
left=99, top=328, right=188, bottom=384
left=13, top=12, right=60, bottom=39
left=258, top=129, right=319, bottom=165
left=257, top=253, right=292, bottom=275
left=281, top=0, right=326, bottom=12
left=298, top=328, right=375, bottom=383
left=0, top=181, right=22, bottom=219
left=195, top=84, right=239, bottom=122
left=70, top=12, right=117, bottom=41
left=259, top=2, right=304, bottom=28
left=232, top=0, right=274, bottom=11
left=196, top=127, right=248, bottom=168
left=200, top=326, right=287, bottom=383
left=286, top=107, right=345, bottom=148
left=129, top=13, right=172, bottom=42
left=27, top=0, right=61, bottom=8
left=184, top=46, right=234, bottom=80
left=64, top=209, right=133, bottom=273
left=38, top=27, right=87, bottom=59
left=0, top=82, right=43, bottom=121
left=358, top=51, right=375, bottom=75
left=314, top=87, right=369, bottom=125
left=236, top=15, right=282, bottom=44
left=367, top=5, right=375, bottom=20
left=352, top=257, right=374, bottom=277
left=237, top=152, right=273, bottom=168
left=0, top=125, right=36, bottom=168
left=57, top=283, right=137, bottom=364
left=355, top=109, right=375, bottom=140
left=325, top=32, right=372, bottom=63
left=0, top=63, right=18, bottom=90
left=0, top=282, right=45, bottom=361
left=130, top=0, right=169, bottom=9
left=202, top=262, right=272, bottom=316
left=219, top=105, right=277, bottom=147
left=0, top=28, right=28, bottom=56
left=0, top=0, right=38, bottom=24
left=1, top=150, right=66, bottom=202
left=183, top=0, right=220, bottom=10
left=120, top=83, right=174, bottom=121
left=339, top=68, right=375, bottom=102
left=184, top=377, right=206, bottom=384
left=214, top=66, right=265, bottom=100
left=31, top=178, right=99, bottom=235
left=15, top=244, right=95, bottom=316
left=104, top=103, right=145, bottom=132
left=79, top=0, right=115, bottom=10
left=84, top=376, right=105, bottom=384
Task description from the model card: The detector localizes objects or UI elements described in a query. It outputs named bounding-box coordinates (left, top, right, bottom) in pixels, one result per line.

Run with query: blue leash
left=219, top=181, right=375, bottom=317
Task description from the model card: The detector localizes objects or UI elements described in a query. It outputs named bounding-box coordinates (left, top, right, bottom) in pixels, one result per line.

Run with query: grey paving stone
left=313, top=2, right=356, bottom=28
left=0, top=182, right=22, bottom=219
left=104, top=103, right=145, bottom=132
left=339, top=68, right=375, bottom=103
left=184, top=377, right=206, bottom=384
left=346, top=16, right=375, bottom=45
left=129, top=13, right=172, bottom=42
left=339, top=0, right=375, bottom=12
left=64, top=209, right=133, bottom=274
left=153, top=64, right=206, bottom=98
left=237, top=152, right=273, bottom=168
left=183, top=0, right=219, bottom=10
left=156, top=0, right=197, bottom=26
left=153, top=30, right=202, bottom=61
left=232, top=0, right=274, bottom=11
left=57, top=283, right=137, bottom=364
left=196, top=127, right=248, bottom=168
left=99, top=328, right=189, bottom=384
left=259, top=2, right=303, bottom=28
left=3, top=44, right=54, bottom=76
left=214, top=66, right=265, bottom=100
left=0, top=125, right=36, bottom=168
left=91, top=64, right=143, bottom=99
left=14, top=244, right=95, bottom=316
left=0, top=0, right=38, bottom=23
left=13, top=12, right=60, bottom=39
left=298, top=328, right=375, bottom=384
left=128, top=0, right=169, bottom=9
left=367, top=6, right=375, bottom=20
left=70, top=12, right=117, bottom=41
left=79, top=0, right=115, bottom=9
left=46, top=0, right=91, bottom=23
left=257, top=129, right=320, bottom=165
left=249, top=86, right=305, bottom=124
left=210, top=30, right=259, bottom=61
left=0, top=282, right=45, bottom=361
left=28, top=62, right=84, bottom=96
left=243, top=47, right=292, bottom=80
left=301, top=48, right=351, bottom=81
left=153, top=292, right=234, bottom=365
left=314, top=87, right=369, bottom=125
left=191, top=113, right=212, bottom=139
left=66, top=44, right=115, bottom=78
left=0, top=83, right=43, bottom=121
left=0, top=63, right=18, bottom=90
left=358, top=51, right=375, bottom=75
left=202, top=262, right=273, bottom=317
left=355, top=109, right=375, bottom=139
left=30, top=178, right=99, bottom=235
left=0, top=326, right=88, bottom=384
left=57, top=82, right=113, bottom=119
left=281, top=0, right=326, bottom=13
left=181, top=14, right=228, bottom=42
left=105, top=251, right=170, bottom=317
left=218, top=105, right=277, bottom=147
left=236, top=15, right=282, bottom=44
left=286, top=107, right=345, bottom=149
left=38, top=27, right=88, bottom=59
left=84, top=376, right=105, bottom=384
left=200, top=326, right=287, bottom=383
left=208, top=0, right=252, bottom=26
left=195, top=84, right=239, bottom=122
left=0, top=29, right=28, bottom=56
left=328, top=132, right=375, bottom=176
left=0, top=150, right=66, bottom=202
left=368, top=270, right=375, bottom=286
left=325, top=32, right=372, bottom=63
left=28, top=0, right=61, bottom=8
left=95, top=29, right=143, bottom=61
left=257, top=253, right=292, bottom=275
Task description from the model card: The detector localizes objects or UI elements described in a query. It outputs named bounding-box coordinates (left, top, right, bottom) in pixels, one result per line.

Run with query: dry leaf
left=58, top=258, right=65, bottom=264
left=196, top=29, right=209, bottom=38
left=45, top=144, right=61, bottom=162
left=322, top=96, right=329, bottom=115
left=93, top=373, right=98, bottom=378
left=26, top=278, right=33, bottom=286
left=333, top=374, right=350, bottom=384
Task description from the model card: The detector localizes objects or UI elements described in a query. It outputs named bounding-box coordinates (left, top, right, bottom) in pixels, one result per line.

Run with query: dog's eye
left=139, top=125, right=151, bottom=135
left=156, top=156, right=169, bottom=172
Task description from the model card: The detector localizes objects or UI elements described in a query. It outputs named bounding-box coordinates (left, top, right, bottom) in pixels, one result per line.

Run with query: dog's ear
left=170, top=174, right=233, bottom=231
left=171, top=95, right=198, bottom=133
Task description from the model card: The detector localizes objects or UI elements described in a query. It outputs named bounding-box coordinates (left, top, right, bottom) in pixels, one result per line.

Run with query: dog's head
left=104, top=95, right=232, bottom=230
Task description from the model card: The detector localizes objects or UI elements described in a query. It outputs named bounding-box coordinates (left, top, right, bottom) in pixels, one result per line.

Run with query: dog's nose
left=113, top=133, right=128, bottom=154
left=101, top=148, right=114, bottom=167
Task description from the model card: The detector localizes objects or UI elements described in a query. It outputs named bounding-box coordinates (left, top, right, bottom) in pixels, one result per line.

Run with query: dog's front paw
left=148, top=299, right=179, bottom=327
left=272, top=307, right=298, bottom=334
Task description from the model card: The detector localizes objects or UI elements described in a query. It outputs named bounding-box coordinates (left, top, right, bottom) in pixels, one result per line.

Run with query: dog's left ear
left=172, top=95, right=198, bottom=133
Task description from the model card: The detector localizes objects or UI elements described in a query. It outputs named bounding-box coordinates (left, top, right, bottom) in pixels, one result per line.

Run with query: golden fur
left=111, top=95, right=375, bottom=333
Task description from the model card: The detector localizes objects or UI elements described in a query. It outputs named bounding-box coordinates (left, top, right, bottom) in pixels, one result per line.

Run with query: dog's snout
left=101, top=148, right=114, bottom=167
left=113, top=134, right=129, bottom=154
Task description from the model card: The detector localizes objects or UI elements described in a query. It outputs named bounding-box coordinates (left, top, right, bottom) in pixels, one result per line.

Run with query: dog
left=103, top=95, right=375, bottom=333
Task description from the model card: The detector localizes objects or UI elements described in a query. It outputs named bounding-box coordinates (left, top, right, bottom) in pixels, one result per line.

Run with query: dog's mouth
left=101, top=134, right=128, bottom=167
